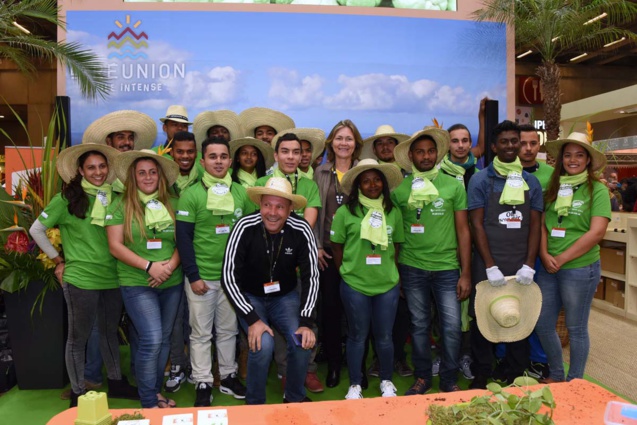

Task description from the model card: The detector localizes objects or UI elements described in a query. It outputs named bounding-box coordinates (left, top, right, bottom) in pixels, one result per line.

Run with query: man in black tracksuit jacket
left=222, top=178, right=319, bottom=405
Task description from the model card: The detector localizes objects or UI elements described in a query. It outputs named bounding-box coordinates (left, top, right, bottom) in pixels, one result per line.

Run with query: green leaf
left=529, top=389, right=544, bottom=399
left=507, top=394, right=520, bottom=408
left=528, top=397, right=543, bottom=413
left=0, top=270, right=19, bottom=293
left=487, top=382, right=502, bottom=393
left=542, top=386, right=554, bottom=404
left=513, top=376, right=539, bottom=387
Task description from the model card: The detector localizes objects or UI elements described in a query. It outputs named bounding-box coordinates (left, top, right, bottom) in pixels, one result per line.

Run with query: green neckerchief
left=112, top=178, right=125, bottom=194
left=299, top=167, right=314, bottom=181
left=274, top=168, right=298, bottom=192
left=555, top=171, right=588, bottom=216
left=440, top=156, right=466, bottom=183
left=202, top=171, right=234, bottom=216
left=493, top=157, right=529, bottom=206
left=237, top=168, right=258, bottom=188
left=137, top=190, right=173, bottom=231
left=174, top=166, right=199, bottom=193
left=358, top=192, right=388, bottom=251
left=81, top=178, right=112, bottom=227
left=408, top=165, right=439, bottom=209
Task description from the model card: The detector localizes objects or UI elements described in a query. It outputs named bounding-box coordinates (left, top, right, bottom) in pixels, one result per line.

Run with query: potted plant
left=0, top=104, right=67, bottom=389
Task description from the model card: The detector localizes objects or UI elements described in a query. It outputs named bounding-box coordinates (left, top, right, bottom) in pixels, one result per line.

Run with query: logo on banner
left=104, top=14, right=186, bottom=93
left=107, top=15, right=148, bottom=60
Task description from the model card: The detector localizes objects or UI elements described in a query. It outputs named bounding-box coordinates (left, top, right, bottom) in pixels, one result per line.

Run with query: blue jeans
left=238, top=290, right=310, bottom=404
left=400, top=265, right=461, bottom=386
left=120, top=284, right=183, bottom=407
left=534, top=260, right=600, bottom=381
left=340, top=280, right=399, bottom=384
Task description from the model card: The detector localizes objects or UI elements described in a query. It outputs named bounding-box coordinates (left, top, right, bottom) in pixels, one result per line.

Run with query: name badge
left=147, top=239, right=162, bottom=250
left=411, top=224, right=424, bottom=234
left=366, top=254, right=381, bottom=265
left=551, top=227, right=566, bottom=238
left=506, top=219, right=521, bottom=229
left=216, top=224, right=230, bottom=234
left=263, top=281, right=281, bottom=294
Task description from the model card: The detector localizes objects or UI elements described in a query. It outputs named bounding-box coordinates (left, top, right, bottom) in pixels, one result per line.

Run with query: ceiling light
left=517, top=50, right=533, bottom=59
left=12, top=21, right=30, bottom=34
left=570, top=53, right=588, bottom=61
left=604, top=37, right=626, bottom=48
left=584, top=12, right=607, bottom=25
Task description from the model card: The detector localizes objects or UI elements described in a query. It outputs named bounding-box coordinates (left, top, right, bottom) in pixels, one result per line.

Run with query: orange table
left=48, top=380, right=626, bottom=425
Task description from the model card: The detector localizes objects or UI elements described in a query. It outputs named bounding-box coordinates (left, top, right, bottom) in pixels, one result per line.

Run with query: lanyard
left=261, top=223, right=285, bottom=282
left=285, top=172, right=299, bottom=194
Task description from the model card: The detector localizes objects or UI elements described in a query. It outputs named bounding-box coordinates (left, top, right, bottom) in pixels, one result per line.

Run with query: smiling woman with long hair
left=329, top=159, right=404, bottom=400
left=29, top=144, right=138, bottom=407
left=536, top=133, right=611, bottom=383
left=106, top=150, right=183, bottom=409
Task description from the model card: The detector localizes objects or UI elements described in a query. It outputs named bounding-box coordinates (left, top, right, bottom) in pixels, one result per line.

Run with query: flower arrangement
left=0, top=103, right=65, bottom=314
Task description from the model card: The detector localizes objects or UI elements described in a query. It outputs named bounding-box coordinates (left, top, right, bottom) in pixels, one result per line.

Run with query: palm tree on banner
left=473, top=0, right=637, bottom=141
left=0, top=0, right=109, bottom=100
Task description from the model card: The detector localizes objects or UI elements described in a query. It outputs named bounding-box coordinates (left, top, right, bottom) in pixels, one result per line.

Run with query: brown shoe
left=60, top=380, right=102, bottom=400
left=539, top=377, right=563, bottom=384
left=304, top=372, right=324, bottom=393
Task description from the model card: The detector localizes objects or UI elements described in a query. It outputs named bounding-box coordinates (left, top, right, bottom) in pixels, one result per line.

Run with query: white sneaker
left=380, top=380, right=397, bottom=397
left=432, top=357, right=441, bottom=376
left=345, top=384, right=363, bottom=400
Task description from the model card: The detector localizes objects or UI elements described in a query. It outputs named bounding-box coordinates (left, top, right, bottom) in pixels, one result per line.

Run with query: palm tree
left=0, top=0, right=109, bottom=100
left=474, top=0, right=637, bottom=141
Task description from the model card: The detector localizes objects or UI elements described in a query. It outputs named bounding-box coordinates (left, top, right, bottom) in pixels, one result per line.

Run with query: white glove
left=486, top=266, right=506, bottom=287
left=515, top=264, right=536, bottom=285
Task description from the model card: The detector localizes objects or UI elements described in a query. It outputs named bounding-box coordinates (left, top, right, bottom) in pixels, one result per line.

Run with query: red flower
left=5, top=232, right=29, bottom=253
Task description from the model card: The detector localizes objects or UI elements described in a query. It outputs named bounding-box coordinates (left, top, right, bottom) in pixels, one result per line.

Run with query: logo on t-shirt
left=569, top=200, right=585, bottom=216
left=234, top=208, right=243, bottom=219
left=176, top=210, right=189, bottom=216
left=498, top=210, right=523, bottom=226
left=387, top=225, right=394, bottom=243
left=285, top=247, right=293, bottom=255
left=430, top=198, right=446, bottom=216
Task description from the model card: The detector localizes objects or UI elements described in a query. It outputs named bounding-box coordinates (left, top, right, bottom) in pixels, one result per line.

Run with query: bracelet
left=145, top=261, right=153, bottom=273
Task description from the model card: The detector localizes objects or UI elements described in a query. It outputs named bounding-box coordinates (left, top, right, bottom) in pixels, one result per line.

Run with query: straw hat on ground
left=159, top=105, right=192, bottom=125
left=193, top=110, right=243, bottom=149
left=360, top=125, right=410, bottom=160
left=475, top=276, right=542, bottom=343
left=57, top=144, right=120, bottom=184
left=239, top=107, right=295, bottom=137
left=340, top=158, right=404, bottom=195
left=393, top=127, right=450, bottom=171
left=272, top=128, right=325, bottom=162
left=545, top=132, right=607, bottom=172
left=82, top=110, right=157, bottom=151
left=229, top=137, right=276, bottom=169
left=247, top=177, right=307, bottom=210
left=114, top=149, right=180, bottom=187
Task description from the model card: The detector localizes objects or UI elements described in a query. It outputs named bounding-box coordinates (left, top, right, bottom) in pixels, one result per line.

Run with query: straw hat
left=475, top=276, right=542, bottom=343
left=239, top=107, right=295, bottom=137
left=57, top=143, right=120, bottom=184
left=229, top=137, right=276, bottom=169
left=272, top=128, right=325, bottom=162
left=393, top=127, right=451, bottom=171
left=114, top=149, right=180, bottom=187
left=360, top=125, right=410, bottom=160
left=545, top=132, right=607, bottom=172
left=159, top=105, right=192, bottom=125
left=247, top=177, right=307, bottom=210
left=340, top=158, right=404, bottom=195
left=82, top=110, right=157, bottom=151
left=193, top=110, right=243, bottom=149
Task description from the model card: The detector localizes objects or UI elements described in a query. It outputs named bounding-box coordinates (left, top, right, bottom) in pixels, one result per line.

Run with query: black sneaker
left=194, top=382, right=213, bottom=407
left=404, top=378, right=432, bottom=396
left=165, top=365, right=186, bottom=393
left=283, top=396, right=312, bottom=403
left=527, top=362, right=550, bottom=380
left=219, top=373, right=246, bottom=399
left=469, top=374, right=488, bottom=390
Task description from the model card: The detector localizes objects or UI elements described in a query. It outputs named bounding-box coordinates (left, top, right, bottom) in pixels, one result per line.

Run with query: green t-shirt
left=391, top=173, right=467, bottom=271
left=532, top=162, right=554, bottom=192
left=330, top=204, right=404, bottom=296
left=545, top=181, right=611, bottom=269
left=105, top=196, right=183, bottom=288
left=176, top=181, right=255, bottom=281
left=255, top=173, right=321, bottom=217
left=38, top=193, right=118, bottom=290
